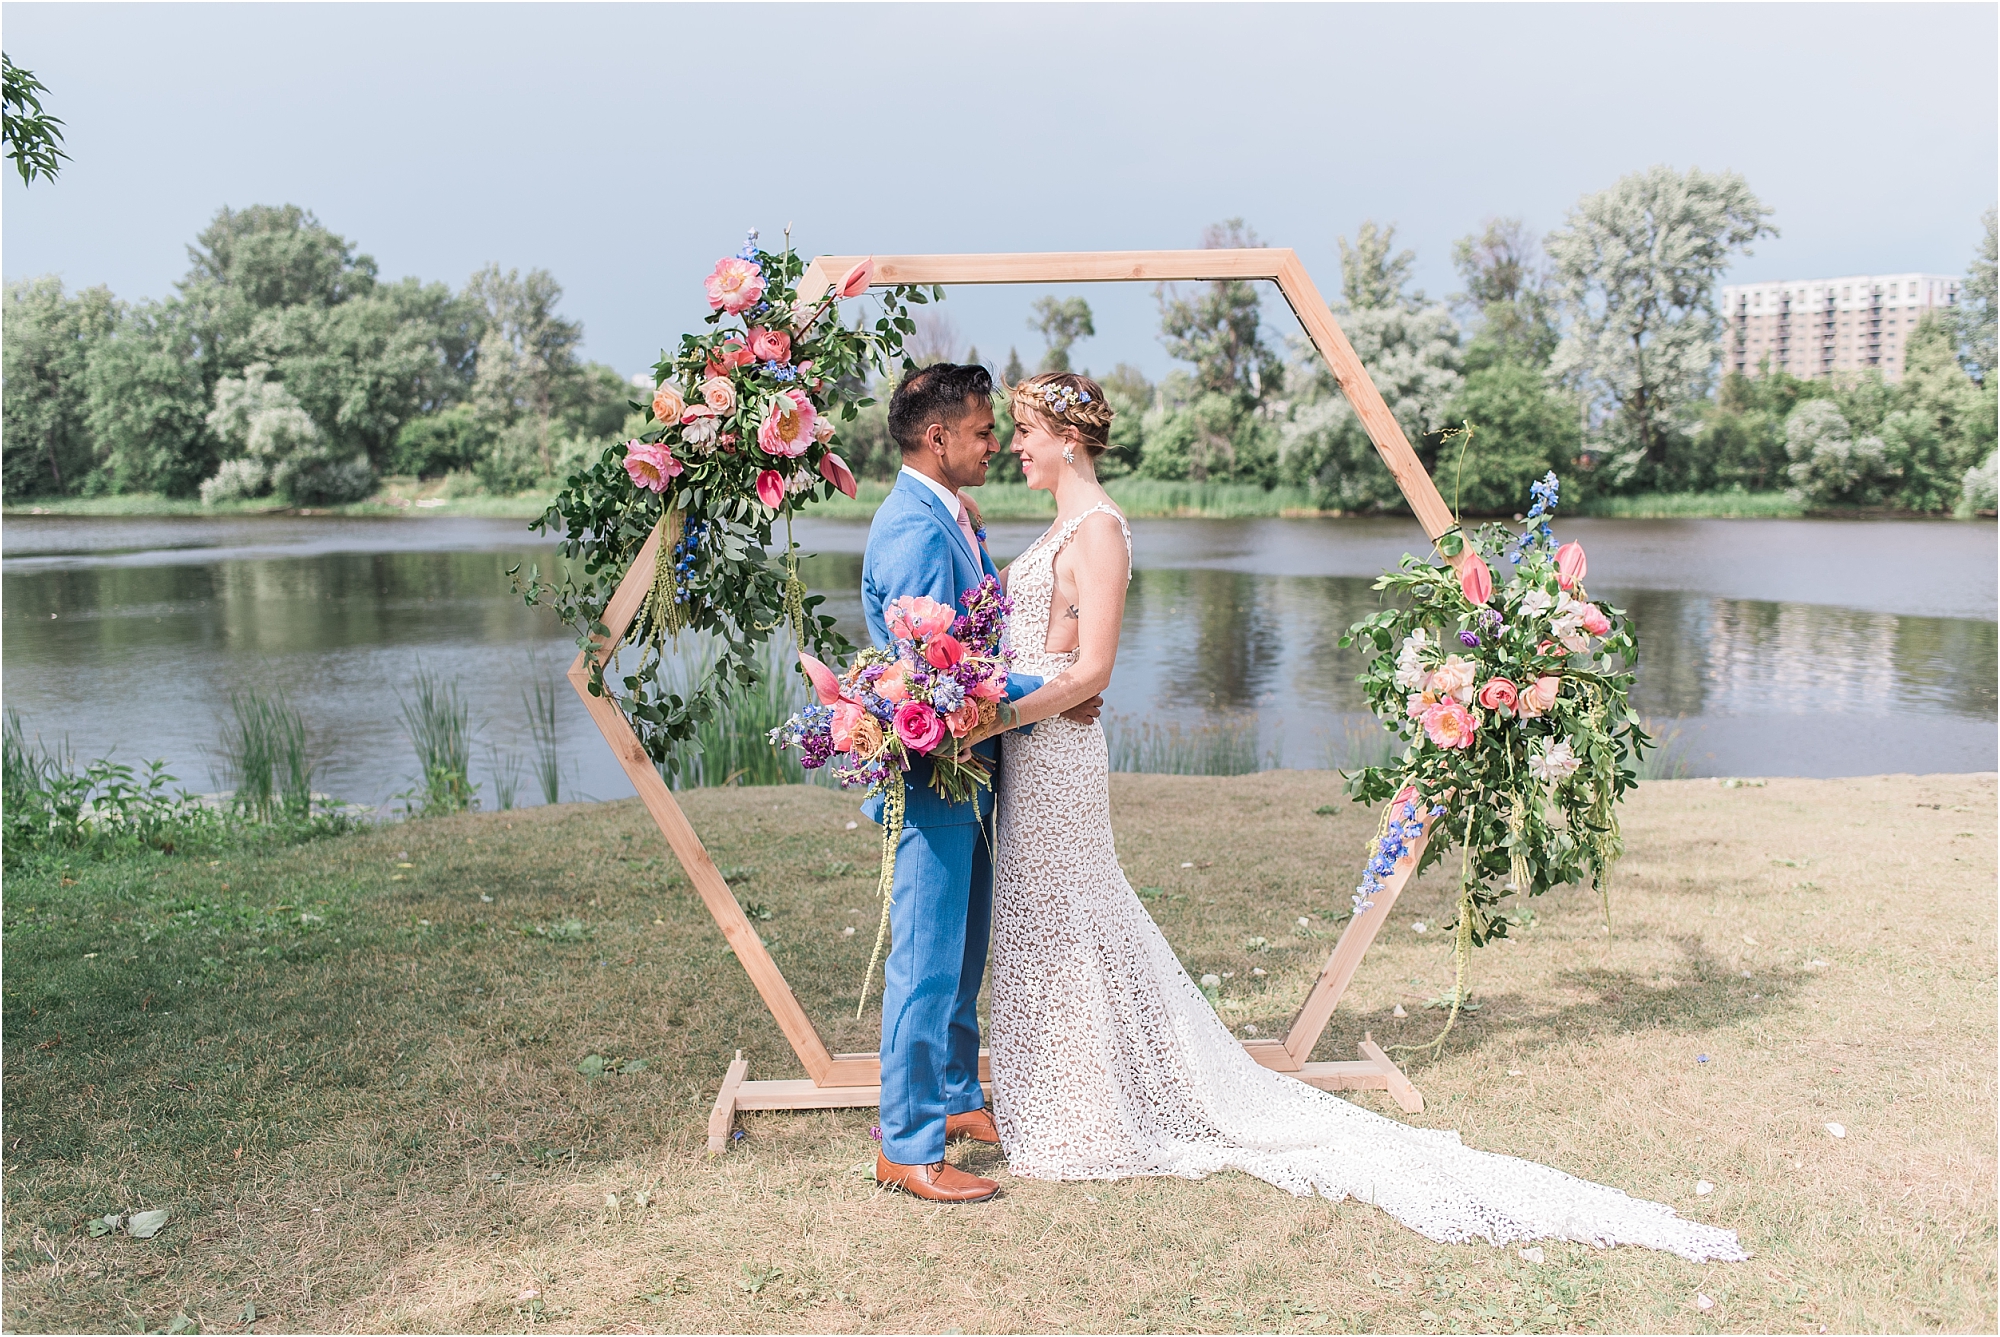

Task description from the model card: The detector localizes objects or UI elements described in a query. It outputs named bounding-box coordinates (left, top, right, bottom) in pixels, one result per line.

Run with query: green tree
left=1156, top=219, right=1282, bottom=405
left=1546, top=165, right=1776, bottom=485
left=1094, top=363, right=1153, bottom=477
left=1960, top=206, right=1997, bottom=386
left=1030, top=297, right=1094, bottom=373
left=464, top=264, right=584, bottom=486
left=1441, top=361, right=1581, bottom=514
left=1451, top=217, right=1559, bottom=371
left=1897, top=311, right=1997, bottom=509
left=2, top=53, right=68, bottom=185
left=82, top=301, right=213, bottom=496
left=2, top=278, right=118, bottom=498
left=1339, top=220, right=1422, bottom=312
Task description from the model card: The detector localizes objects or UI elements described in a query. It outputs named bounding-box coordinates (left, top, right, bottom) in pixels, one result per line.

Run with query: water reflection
left=3, top=513, right=1992, bottom=808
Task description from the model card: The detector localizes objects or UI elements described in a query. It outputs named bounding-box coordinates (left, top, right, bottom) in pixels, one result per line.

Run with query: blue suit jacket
left=860, top=472, right=1040, bottom=828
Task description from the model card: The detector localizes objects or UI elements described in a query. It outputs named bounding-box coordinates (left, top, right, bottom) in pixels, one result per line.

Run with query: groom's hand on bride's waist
left=1060, top=694, right=1104, bottom=726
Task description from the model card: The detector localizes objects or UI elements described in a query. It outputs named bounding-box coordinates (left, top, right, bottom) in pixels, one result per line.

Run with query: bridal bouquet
left=518, top=229, right=940, bottom=779
left=773, top=577, right=1015, bottom=1012
left=1341, top=472, right=1651, bottom=1041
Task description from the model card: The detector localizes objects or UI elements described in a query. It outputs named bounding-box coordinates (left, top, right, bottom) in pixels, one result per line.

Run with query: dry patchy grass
left=3, top=773, right=1993, bottom=1333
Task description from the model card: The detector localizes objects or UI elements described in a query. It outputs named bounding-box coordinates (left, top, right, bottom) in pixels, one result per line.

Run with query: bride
left=962, top=371, right=1746, bottom=1262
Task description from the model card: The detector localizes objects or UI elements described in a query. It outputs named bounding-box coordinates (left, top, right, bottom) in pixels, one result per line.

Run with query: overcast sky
left=5, top=2, right=1994, bottom=381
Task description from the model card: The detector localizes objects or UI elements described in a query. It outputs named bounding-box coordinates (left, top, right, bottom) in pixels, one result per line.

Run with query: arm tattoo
left=1064, top=604, right=1080, bottom=620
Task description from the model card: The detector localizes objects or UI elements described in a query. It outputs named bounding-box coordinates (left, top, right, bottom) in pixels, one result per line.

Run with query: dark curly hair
left=888, top=362, right=994, bottom=453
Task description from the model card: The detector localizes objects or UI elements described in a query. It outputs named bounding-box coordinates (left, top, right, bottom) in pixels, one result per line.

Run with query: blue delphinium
left=930, top=677, right=965, bottom=714
left=735, top=229, right=760, bottom=261
left=1352, top=798, right=1446, bottom=917
left=764, top=360, right=798, bottom=382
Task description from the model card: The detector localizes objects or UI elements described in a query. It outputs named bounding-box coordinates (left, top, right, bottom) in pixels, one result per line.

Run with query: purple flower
left=1459, top=631, right=1480, bottom=648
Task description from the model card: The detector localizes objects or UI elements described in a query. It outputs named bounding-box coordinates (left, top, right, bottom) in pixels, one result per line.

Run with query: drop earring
left=1062, top=443, right=1076, bottom=464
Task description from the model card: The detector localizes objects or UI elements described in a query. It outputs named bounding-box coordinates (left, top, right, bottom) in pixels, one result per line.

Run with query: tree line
left=6, top=169, right=1996, bottom=514
left=3, top=205, right=632, bottom=504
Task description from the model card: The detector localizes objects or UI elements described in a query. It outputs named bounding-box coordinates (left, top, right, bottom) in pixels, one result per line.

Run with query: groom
left=861, top=362, right=1097, bottom=1203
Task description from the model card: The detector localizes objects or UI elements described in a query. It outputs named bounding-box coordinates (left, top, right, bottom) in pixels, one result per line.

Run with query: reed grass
left=1575, top=490, right=1804, bottom=519
left=1635, top=717, right=1693, bottom=780
left=214, top=688, right=313, bottom=820
left=486, top=745, right=522, bottom=811
left=524, top=666, right=564, bottom=805
left=1328, top=717, right=1402, bottom=773
left=655, top=640, right=812, bottom=789
left=398, top=665, right=476, bottom=815
left=1106, top=711, right=1273, bottom=776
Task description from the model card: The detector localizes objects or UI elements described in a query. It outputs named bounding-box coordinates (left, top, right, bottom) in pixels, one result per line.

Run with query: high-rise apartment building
left=1719, top=273, right=1960, bottom=383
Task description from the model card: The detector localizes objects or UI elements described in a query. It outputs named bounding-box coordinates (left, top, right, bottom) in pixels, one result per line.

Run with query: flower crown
left=1039, top=382, right=1093, bottom=418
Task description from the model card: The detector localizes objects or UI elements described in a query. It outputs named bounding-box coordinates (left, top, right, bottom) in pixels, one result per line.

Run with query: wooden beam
left=566, top=539, right=839, bottom=1086
left=797, top=249, right=1292, bottom=302
left=1280, top=807, right=1436, bottom=1067
left=1358, top=1036, right=1425, bottom=1114
left=707, top=1052, right=749, bottom=1153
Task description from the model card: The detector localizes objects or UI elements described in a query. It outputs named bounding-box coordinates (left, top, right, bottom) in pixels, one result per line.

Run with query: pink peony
left=798, top=651, right=844, bottom=705
left=651, top=384, right=686, bottom=425
left=1421, top=700, right=1477, bottom=750
left=945, top=700, right=981, bottom=738
left=755, top=469, right=785, bottom=510
left=837, top=257, right=876, bottom=299
left=1517, top=675, right=1561, bottom=718
left=818, top=451, right=857, bottom=497
left=1555, top=541, right=1587, bottom=590
left=829, top=700, right=866, bottom=752
left=622, top=439, right=682, bottom=493
left=698, top=376, right=736, bottom=415
left=886, top=595, right=956, bottom=640
left=1477, top=677, right=1518, bottom=714
left=874, top=662, right=911, bottom=703
left=1459, top=553, right=1493, bottom=606
left=922, top=633, right=965, bottom=669
left=758, top=388, right=818, bottom=458
left=1580, top=604, right=1611, bottom=637
left=748, top=326, right=791, bottom=363
left=1428, top=654, right=1478, bottom=705
left=893, top=701, right=946, bottom=754
left=704, top=257, right=765, bottom=314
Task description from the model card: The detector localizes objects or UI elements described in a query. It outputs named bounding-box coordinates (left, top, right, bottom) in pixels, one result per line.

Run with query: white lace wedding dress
left=987, top=502, right=1746, bottom=1262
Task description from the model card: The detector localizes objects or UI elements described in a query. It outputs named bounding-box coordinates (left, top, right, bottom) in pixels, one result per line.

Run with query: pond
left=3, top=511, right=1993, bottom=810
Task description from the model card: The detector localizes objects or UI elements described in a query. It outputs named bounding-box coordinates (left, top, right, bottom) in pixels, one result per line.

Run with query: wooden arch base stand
left=570, top=250, right=1464, bottom=1154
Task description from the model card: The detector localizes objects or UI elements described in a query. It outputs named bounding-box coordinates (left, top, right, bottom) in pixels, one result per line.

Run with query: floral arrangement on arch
left=518, top=231, right=940, bottom=775
left=1341, top=472, right=1653, bottom=1041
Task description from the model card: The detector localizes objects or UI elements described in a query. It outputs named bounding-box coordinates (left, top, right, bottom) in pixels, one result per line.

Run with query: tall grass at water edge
left=524, top=668, right=565, bottom=804
left=399, top=665, right=476, bottom=815
left=1105, top=712, right=1274, bottom=776
left=213, top=688, right=314, bottom=820
left=652, top=639, right=814, bottom=789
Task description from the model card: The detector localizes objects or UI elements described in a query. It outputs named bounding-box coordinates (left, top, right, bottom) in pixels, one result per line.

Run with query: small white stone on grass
left=1826, top=1122, right=1846, bottom=1139
left=1508, top=1069, right=1523, bottom=1077
left=1297, top=917, right=1311, bottom=927
left=1517, top=1246, right=1544, bottom=1264
left=843, top=926, right=855, bottom=936
left=1244, top=1025, right=1259, bottom=1036
left=1199, top=974, right=1221, bottom=990
left=1413, top=922, right=1427, bottom=934
left=1181, top=862, right=1194, bottom=868
left=1695, top=1293, right=1714, bottom=1311
left=1742, top=934, right=1756, bottom=945
left=1392, top=1004, right=1407, bottom=1018
left=845, top=821, right=858, bottom=830
left=1251, top=967, right=1267, bottom=977
left=1696, top=1180, right=1714, bottom=1196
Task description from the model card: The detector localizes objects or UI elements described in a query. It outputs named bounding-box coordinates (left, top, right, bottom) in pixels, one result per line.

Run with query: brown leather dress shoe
left=875, top=1152, right=999, bottom=1203
left=945, top=1107, right=1000, bottom=1144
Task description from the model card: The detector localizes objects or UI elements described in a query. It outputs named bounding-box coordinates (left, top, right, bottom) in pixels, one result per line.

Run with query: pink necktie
left=955, top=497, right=980, bottom=556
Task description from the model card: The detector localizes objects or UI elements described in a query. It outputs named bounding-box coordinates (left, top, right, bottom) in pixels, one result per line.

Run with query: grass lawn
left=4, top=772, right=1993, bottom=1333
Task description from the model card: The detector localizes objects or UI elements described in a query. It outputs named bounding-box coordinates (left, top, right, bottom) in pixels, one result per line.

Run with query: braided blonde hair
left=1006, top=371, right=1116, bottom=456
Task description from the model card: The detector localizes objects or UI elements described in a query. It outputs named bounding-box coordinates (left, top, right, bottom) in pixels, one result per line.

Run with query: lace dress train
left=988, top=503, right=1746, bottom=1263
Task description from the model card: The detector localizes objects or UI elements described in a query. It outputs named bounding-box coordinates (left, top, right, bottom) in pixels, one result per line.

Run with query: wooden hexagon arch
left=569, top=250, right=1459, bottom=1151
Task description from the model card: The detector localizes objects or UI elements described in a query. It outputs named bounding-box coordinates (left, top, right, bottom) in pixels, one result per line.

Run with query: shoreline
left=6, top=483, right=1989, bottom=524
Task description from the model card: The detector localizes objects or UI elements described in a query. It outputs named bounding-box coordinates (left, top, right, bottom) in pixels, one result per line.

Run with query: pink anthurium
left=1555, top=541, right=1587, bottom=590
left=797, top=651, right=844, bottom=706
left=837, top=257, right=876, bottom=299
left=1458, top=553, right=1493, bottom=606
left=755, top=469, right=785, bottom=509
left=818, top=451, right=858, bottom=497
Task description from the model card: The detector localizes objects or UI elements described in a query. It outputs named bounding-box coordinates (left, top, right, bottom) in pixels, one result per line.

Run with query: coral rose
left=758, top=388, right=817, bottom=458
left=621, top=439, right=681, bottom=493
left=830, top=700, right=866, bottom=752
left=704, top=256, right=765, bottom=314
left=748, top=327, right=791, bottom=363
left=1580, top=604, right=1611, bottom=638
left=893, top=701, right=946, bottom=754
left=705, top=337, right=754, bottom=379
left=1458, top=553, right=1493, bottom=606
left=873, top=663, right=911, bottom=703
left=1477, top=677, right=1519, bottom=714
left=837, top=257, right=876, bottom=299
left=1555, top=541, right=1587, bottom=590
left=1428, top=654, right=1478, bottom=705
left=1421, top=700, right=1477, bottom=750
left=968, top=672, right=1006, bottom=702
left=698, top=376, right=736, bottom=415
left=651, top=383, right=686, bottom=425
left=1517, top=675, right=1561, bottom=718
left=945, top=699, right=981, bottom=738
left=817, top=451, right=857, bottom=497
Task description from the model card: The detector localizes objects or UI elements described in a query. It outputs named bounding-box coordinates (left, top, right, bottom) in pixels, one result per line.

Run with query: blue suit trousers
left=877, top=810, right=993, bottom=1166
